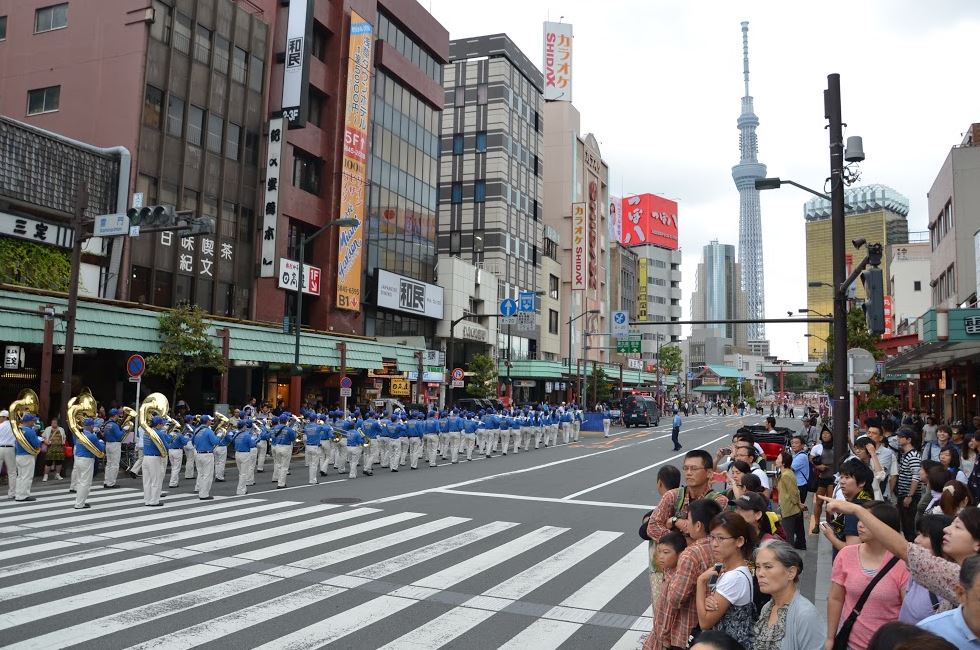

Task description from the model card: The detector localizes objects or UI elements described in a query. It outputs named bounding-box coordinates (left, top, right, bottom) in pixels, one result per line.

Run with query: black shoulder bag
left=832, top=556, right=899, bottom=650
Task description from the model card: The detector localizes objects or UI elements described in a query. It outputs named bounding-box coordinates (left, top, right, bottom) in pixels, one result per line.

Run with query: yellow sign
left=638, top=257, right=648, bottom=321
left=390, top=378, right=410, bottom=396
left=336, top=11, right=373, bottom=311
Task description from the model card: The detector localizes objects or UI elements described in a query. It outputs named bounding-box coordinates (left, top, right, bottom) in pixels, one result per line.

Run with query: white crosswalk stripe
left=0, top=492, right=655, bottom=649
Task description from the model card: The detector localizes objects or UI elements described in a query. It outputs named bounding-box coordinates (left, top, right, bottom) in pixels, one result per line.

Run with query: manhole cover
left=320, top=497, right=362, bottom=504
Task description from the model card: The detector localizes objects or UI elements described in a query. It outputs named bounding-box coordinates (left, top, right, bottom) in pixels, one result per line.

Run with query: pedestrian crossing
left=0, top=487, right=655, bottom=649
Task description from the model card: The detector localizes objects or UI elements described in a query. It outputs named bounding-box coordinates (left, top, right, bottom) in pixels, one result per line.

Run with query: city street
left=0, top=414, right=820, bottom=650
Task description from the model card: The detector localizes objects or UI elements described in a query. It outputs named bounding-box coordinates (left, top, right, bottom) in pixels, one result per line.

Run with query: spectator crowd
left=638, top=408, right=980, bottom=649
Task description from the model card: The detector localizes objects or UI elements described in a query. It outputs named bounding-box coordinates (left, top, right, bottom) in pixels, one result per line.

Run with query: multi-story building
left=888, top=236, right=931, bottom=335
left=543, top=101, right=610, bottom=369
left=632, top=243, right=682, bottom=345
left=691, top=240, right=747, bottom=349
left=805, top=184, right=910, bottom=360
left=538, top=225, right=563, bottom=361
left=439, top=33, right=544, bottom=364
left=927, top=124, right=980, bottom=309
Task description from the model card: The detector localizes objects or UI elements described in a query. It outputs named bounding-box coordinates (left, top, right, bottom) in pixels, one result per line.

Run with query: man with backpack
left=646, top=450, right=729, bottom=543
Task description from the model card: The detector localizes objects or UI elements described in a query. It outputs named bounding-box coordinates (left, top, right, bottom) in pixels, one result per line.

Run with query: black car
left=622, top=395, right=661, bottom=427
left=736, top=424, right=793, bottom=445
left=454, top=398, right=491, bottom=412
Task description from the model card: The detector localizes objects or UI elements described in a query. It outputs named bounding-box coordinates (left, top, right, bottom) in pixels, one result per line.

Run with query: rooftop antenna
left=741, top=20, right=750, bottom=97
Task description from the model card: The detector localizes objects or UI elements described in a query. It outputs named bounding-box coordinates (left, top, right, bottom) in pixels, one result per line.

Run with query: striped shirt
left=896, top=448, right=921, bottom=498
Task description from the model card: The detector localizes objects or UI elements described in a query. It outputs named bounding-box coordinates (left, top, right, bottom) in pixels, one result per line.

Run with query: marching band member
left=0, top=410, right=16, bottom=500
left=182, top=414, right=197, bottom=481
left=13, top=412, right=41, bottom=502
left=303, top=415, right=323, bottom=485
left=572, top=403, right=583, bottom=442
left=377, top=411, right=392, bottom=470
left=519, top=410, right=532, bottom=453
left=387, top=415, right=404, bottom=472
left=461, top=412, right=478, bottom=461
left=560, top=406, right=573, bottom=444
left=247, top=419, right=261, bottom=486
left=361, top=412, right=379, bottom=476
left=255, top=412, right=271, bottom=473
left=346, top=422, right=366, bottom=479
left=142, top=415, right=168, bottom=506
left=213, top=425, right=230, bottom=483
left=102, top=409, right=125, bottom=489
left=231, top=420, right=257, bottom=495
left=316, top=414, right=332, bottom=476
left=73, top=417, right=105, bottom=509
left=438, top=411, right=450, bottom=460
left=447, top=410, right=463, bottom=463
left=407, top=412, right=424, bottom=470
left=192, top=414, right=220, bottom=500
left=423, top=411, right=440, bottom=467
left=271, top=414, right=296, bottom=489
left=167, top=424, right=189, bottom=488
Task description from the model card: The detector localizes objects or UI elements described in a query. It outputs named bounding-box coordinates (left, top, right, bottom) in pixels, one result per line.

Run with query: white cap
left=0, top=410, right=8, bottom=417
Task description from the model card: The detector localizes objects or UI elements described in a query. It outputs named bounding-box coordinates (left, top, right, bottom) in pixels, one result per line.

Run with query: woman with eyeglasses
left=695, top=511, right=758, bottom=648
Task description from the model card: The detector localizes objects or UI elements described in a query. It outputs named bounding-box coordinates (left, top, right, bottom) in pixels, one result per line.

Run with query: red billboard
left=621, top=193, right=679, bottom=250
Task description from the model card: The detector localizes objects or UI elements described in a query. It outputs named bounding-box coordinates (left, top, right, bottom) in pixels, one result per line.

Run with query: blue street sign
left=500, top=298, right=518, bottom=317
left=340, top=375, right=352, bottom=388
left=518, top=291, right=536, bottom=313
left=614, top=312, right=627, bottom=325
left=126, top=354, right=146, bottom=379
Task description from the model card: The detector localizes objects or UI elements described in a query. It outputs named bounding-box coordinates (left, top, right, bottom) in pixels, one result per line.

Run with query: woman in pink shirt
left=826, top=501, right=910, bottom=650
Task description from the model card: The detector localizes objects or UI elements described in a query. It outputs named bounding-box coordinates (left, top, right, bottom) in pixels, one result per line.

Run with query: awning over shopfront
left=886, top=307, right=980, bottom=374
left=498, top=359, right=675, bottom=387
left=0, top=287, right=419, bottom=369
left=693, top=385, right=733, bottom=393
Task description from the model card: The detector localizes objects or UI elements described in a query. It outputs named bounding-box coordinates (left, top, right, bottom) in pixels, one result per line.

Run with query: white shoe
left=42, top=475, right=48, bottom=482
left=55, top=474, right=63, bottom=480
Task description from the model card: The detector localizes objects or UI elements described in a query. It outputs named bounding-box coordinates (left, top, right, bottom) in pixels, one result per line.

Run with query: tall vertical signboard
left=638, top=257, right=649, bottom=321
left=542, top=22, right=573, bottom=102
left=571, top=202, right=587, bottom=290
left=259, top=118, right=284, bottom=277
left=336, top=12, right=374, bottom=311
left=608, top=194, right=622, bottom=244
left=281, top=0, right=313, bottom=128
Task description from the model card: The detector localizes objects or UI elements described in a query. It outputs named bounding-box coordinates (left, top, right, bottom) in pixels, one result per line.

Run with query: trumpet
left=120, top=406, right=137, bottom=432
left=9, top=389, right=40, bottom=456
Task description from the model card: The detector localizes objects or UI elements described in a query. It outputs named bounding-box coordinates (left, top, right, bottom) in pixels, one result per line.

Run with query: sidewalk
left=797, top=501, right=832, bottom=625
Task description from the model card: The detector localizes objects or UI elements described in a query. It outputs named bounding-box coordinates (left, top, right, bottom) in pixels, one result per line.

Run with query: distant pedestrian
left=672, top=410, right=683, bottom=451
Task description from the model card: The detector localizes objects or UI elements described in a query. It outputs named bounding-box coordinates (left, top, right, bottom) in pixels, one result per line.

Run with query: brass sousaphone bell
left=8, top=389, right=40, bottom=455
left=67, top=388, right=105, bottom=459
left=138, top=392, right=171, bottom=456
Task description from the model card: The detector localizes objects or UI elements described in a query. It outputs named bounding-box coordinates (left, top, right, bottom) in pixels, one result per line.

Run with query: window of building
left=454, top=86, right=464, bottom=107
left=311, top=22, right=328, bottom=61
left=292, top=147, right=322, bottom=195
left=34, top=3, right=68, bottom=33
left=231, top=47, right=247, bottom=84
left=26, top=85, right=60, bottom=115
left=308, top=88, right=325, bottom=128
left=452, top=133, right=463, bottom=155
left=0, top=15, right=7, bottom=41
left=473, top=230, right=484, bottom=253
left=451, top=182, right=462, bottom=204
left=206, top=113, right=223, bottom=153
left=225, top=122, right=240, bottom=160
left=475, top=131, right=487, bottom=153
left=248, top=56, right=263, bottom=93
left=212, top=34, right=229, bottom=74
left=477, top=83, right=487, bottom=105
left=166, top=95, right=184, bottom=137
left=194, top=23, right=211, bottom=64
left=186, top=105, right=204, bottom=146
left=914, top=280, right=922, bottom=292
left=130, top=265, right=151, bottom=303
left=150, top=0, right=171, bottom=43
left=173, top=12, right=191, bottom=54
left=143, top=84, right=163, bottom=129
left=244, top=130, right=259, bottom=166
left=474, top=180, right=486, bottom=203
left=450, top=231, right=460, bottom=255
left=239, top=206, right=254, bottom=241
left=549, top=274, right=559, bottom=300
left=549, top=309, right=559, bottom=334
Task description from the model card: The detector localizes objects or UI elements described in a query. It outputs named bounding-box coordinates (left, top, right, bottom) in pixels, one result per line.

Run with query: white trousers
left=305, top=446, right=321, bottom=484
left=104, top=441, right=122, bottom=486
left=461, top=432, right=476, bottom=460
left=424, top=434, right=440, bottom=466
left=364, top=438, right=379, bottom=469
left=378, top=436, right=391, bottom=467
left=69, top=461, right=79, bottom=491
left=347, top=446, right=362, bottom=479
left=602, top=418, right=611, bottom=437
left=389, top=440, right=401, bottom=470
left=447, top=431, right=461, bottom=463
left=319, top=440, right=331, bottom=474
left=1, top=447, right=17, bottom=497
left=333, top=439, right=348, bottom=471
left=214, top=446, right=227, bottom=480
left=74, top=456, right=94, bottom=508
left=399, top=438, right=410, bottom=465
left=572, top=420, right=581, bottom=441
left=533, top=426, right=543, bottom=448
left=168, top=449, right=184, bottom=486
left=409, top=437, right=423, bottom=469
left=183, top=443, right=196, bottom=478
left=256, top=439, right=269, bottom=471
left=562, top=422, right=572, bottom=444
left=142, top=455, right=164, bottom=505
left=247, top=448, right=258, bottom=485
left=14, top=454, right=35, bottom=500
left=236, top=450, right=254, bottom=495
left=129, top=447, right=143, bottom=476
left=273, top=445, right=291, bottom=487
left=195, top=453, right=215, bottom=497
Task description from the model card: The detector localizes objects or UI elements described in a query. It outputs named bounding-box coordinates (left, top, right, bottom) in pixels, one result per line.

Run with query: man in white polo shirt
left=0, top=410, right=15, bottom=499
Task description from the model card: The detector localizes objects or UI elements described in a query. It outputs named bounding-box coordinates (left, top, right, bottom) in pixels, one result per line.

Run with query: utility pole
left=826, top=73, right=849, bottom=471
left=59, top=183, right=88, bottom=425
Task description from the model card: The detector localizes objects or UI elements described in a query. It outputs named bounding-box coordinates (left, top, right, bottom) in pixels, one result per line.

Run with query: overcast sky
left=426, top=0, right=980, bottom=362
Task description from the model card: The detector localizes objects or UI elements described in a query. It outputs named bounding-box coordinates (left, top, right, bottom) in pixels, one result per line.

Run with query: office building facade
left=691, top=240, right=747, bottom=349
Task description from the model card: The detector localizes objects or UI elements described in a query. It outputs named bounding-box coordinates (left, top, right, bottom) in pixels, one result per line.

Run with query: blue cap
left=184, top=415, right=194, bottom=423
left=109, top=408, right=120, bottom=417
left=199, top=415, right=212, bottom=423
left=151, top=415, right=165, bottom=426
left=279, top=415, right=289, bottom=424
left=22, top=413, right=36, bottom=423
left=82, top=417, right=95, bottom=427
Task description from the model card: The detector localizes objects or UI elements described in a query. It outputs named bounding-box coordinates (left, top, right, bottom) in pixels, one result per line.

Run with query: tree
left=588, top=366, right=613, bottom=406
left=146, top=304, right=226, bottom=403
left=659, top=345, right=683, bottom=376
left=465, top=353, right=497, bottom=399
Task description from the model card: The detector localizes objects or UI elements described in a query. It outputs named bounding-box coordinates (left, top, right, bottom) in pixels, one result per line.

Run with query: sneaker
left=42, top=475, right=48, bottom=482
left=73, top=504, right=91, bottom=509
left=15, top=497, right=37, bottom=502
left=55, top=474, right=63, bottom=480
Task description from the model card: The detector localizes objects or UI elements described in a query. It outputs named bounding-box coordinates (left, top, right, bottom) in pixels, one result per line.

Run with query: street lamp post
left=291, top=218, right=359, bottom=409
left=567, top=308, right=599, bottom=403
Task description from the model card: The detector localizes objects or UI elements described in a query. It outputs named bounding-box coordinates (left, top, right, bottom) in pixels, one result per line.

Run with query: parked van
left=621, top=395, right=661, bottom=427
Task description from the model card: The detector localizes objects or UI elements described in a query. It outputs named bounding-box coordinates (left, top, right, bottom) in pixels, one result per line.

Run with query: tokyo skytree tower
left=731, top=21, right=767, bottom=340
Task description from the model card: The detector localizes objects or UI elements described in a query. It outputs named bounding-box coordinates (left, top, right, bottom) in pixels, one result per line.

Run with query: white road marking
left=496, top=618, right=582, bottom=650
left=0, top=487, right=140, bottom=509
left=0, top=553, right=169, bottom=602
left=133, top=502, right=331, bottom=545
left=434, top=488, right=651, bottom=510
left=556, top=541, right=649, bottom=611
left=610, top=629, right=648, bottom=650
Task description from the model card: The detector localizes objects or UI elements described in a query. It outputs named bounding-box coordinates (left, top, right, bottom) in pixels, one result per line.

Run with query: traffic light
left=126, top=205, right=176, bottom=227
left=185, top=216, right=216, bottom=236
left=861, top=267, right=886, bottom=336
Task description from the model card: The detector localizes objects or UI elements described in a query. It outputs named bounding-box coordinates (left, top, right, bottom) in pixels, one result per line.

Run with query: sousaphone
left=67, top=388, right=105, bottom=459
left=9, top=389, right=40, bottom=455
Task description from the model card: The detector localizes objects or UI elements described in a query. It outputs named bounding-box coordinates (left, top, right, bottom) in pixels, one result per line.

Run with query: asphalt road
left=0, top=414, right=823, bottom=649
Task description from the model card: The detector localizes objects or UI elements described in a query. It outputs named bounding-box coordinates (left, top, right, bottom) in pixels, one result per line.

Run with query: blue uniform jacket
left=424, top=419, right=439, bottom=435
left=303, top=423, right=322, bottom=446
left=169, top=432, right=190, bottom=450
left=143, top=428, right=169, bottom=456
left=272, top=425, right=295, bottom=446
left=463, top=419, right=479, bottom=434
left=103, top=420, right=126, bottom=443
left=347, top=428, right=366, bottom=447
left=233, top=430, right=256, bottom=453
left=193, top=426, right=221, bottom=452
left=74, top=430, right=107, bottom=459
left=13, top=425, right=41, bottom=456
